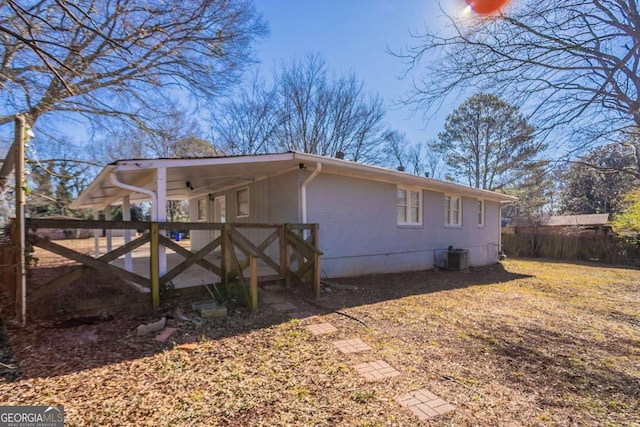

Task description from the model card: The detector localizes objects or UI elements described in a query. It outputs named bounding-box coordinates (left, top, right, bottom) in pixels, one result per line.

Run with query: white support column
left=156, top=167, right=167, bottom=275
left=105, top=204, right=112, bottom=253
left=123, top=196, right=132, bottom=272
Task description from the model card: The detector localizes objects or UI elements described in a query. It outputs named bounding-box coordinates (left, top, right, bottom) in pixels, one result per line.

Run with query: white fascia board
left=291, top=152, right=517, bottom=203
left=114, top=153, right=296, bottom=171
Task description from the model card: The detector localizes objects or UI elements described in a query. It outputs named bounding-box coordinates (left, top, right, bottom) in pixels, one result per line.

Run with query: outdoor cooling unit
left=446, top=249, right=469, bottom=271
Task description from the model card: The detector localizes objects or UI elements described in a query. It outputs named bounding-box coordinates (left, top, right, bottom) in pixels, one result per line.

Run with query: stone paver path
left=332, top=338, right=372, bottom=354
left=263, top=293, right=455, bottom=421
left=353, top=360, right=400, bottom=381
left=396, top=388, right=456, bottom=421
left=307, top=322, right=338, bottom=335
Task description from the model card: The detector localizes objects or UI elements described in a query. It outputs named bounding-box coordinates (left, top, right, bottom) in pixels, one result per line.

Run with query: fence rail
left=20, top=219, right=322, bottom=312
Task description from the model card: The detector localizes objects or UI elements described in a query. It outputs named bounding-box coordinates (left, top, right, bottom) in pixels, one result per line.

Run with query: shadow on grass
left=470, top=322, right=640, bottom=414
left=2, top=262, right=532, bottom=380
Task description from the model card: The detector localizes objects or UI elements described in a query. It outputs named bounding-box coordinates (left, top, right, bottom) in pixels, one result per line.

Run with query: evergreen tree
left=437, top=93, right=543, bottom=190
left=558, top=144, right=639, bottom=214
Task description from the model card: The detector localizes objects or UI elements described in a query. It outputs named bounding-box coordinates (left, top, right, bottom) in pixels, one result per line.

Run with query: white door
left=212, top=196, right=226, bottom=223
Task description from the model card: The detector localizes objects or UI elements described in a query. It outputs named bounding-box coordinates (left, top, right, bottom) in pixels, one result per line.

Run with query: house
left=503, top=214, right=610, bottom=236
left=70, top=152, right=516, bottom=278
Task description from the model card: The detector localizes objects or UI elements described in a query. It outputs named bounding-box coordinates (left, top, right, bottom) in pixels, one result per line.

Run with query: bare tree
left=0, top=0, right=267, bottom=127
left=396, top=0, right=640, bottom=173
left=214, top=74, right=280, bottom=155
left=274, top=54, right=386, bottom=162
left=99, top=109, right=216, bottom=161
left=383, top=130, right=408, bottom=170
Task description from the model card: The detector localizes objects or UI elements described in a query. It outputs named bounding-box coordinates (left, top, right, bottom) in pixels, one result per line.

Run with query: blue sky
left=253, top=0, right=465, bottom=146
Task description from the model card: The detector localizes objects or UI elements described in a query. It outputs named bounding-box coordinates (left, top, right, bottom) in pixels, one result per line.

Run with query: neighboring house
left=70, top=152, right=516, bottom=277
left=503, top=214, right=610, bottom=236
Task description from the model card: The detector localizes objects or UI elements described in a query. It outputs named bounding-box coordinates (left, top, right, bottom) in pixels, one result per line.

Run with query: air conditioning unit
left=446, top=249, right=468, bottom=271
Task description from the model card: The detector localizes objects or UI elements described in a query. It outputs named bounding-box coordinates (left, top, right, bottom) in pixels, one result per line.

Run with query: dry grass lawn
left=1, top=258, right=639, bottom=426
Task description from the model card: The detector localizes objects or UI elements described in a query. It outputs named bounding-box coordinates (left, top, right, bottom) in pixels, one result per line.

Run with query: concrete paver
left=396, top=387, right=455, bottom=421
left=332, top=338, right=372, bottom=354
left=261, top=293, right=286, bottom=304
left=271, top=302, right=298, bottom=312
left=307, top=323, right=338, bottom=335
left=353, top=360, right=401, bottom=381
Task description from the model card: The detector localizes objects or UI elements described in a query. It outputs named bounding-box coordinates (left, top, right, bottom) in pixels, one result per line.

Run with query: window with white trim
left=236, top=187, right=249, bottom=218
left=397, top=188, right=422, bottom=225
left=197, top=198, right=207, bottom=221
left=444, top=194, right=462, bottom=226
left=478, top=199, right=485, bottom=227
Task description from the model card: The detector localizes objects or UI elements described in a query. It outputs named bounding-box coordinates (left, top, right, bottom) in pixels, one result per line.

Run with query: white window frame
left=444, top=194, right=462, bottom=227
left=236, top=187, right=250, bottom=218
left=196, top=198, right=207, bottom=221
left=397, top=187, right=422, bottom=226
left=478, top=199, right=485, bottom=228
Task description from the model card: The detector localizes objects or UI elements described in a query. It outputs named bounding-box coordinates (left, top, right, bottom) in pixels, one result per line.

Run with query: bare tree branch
left=0, top=0, right=267, bottom=128
left=395, top=0, right=640, bottom=167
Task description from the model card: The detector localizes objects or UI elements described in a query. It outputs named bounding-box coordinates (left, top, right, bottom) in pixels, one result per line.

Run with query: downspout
left=110, top=173, right=160, bottom=274
left=301, top=163, right=322, bottom=223
left=110, top=173, right=158, bottom=219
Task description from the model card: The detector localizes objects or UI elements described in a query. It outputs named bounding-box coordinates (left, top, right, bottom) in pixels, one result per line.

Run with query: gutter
left=110, top=173, right=159, bottom=220
left=301, top=163, right=322, bottom=223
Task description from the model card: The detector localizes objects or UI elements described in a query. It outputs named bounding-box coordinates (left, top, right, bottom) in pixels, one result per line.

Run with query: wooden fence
left=502, top=233, right=640, bottom=265
left=21, top=219, right=322, bottom=312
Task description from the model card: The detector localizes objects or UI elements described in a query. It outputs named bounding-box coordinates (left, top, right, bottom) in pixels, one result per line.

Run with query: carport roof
left=70, top=151, right=517, bottom=210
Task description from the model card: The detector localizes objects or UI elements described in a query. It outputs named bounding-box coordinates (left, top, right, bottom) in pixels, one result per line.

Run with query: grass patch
left=1, top=259, right=638, bottom=425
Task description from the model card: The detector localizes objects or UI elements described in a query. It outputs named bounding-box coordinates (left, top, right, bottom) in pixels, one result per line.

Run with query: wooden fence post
left=312, top=223, right=320, bottom=299
left=150, top=222, right=160, bottom=309
left=278, top=224, right=286, bottom=287
left=221, top=223, right=229, bottom=293
left=249, top=254, right=258, bottom=310
left=14, top=115, right=26, bottom=325
left=283, top=224, right=290, bottom=288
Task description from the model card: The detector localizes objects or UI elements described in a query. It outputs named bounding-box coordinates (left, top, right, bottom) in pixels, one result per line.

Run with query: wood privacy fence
left=502, top=233, right=640, bottom=265
left=20, top=219, right=322, bottom=312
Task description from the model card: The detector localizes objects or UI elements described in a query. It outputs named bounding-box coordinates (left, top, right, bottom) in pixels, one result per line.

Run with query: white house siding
left=306, top=173, right=502, bottom=278
left=190, top=171, right=300, bottom=257
left=268, top=170, right=300, bottom=223
left=188, top=197, right=213, bottom=251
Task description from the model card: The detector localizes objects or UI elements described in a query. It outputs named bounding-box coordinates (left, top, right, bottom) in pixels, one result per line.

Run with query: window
left=197, top=198, right=207, bottom=221
left=444, top=194, right=462, bottom=226
left=236, top=187, right=249, bottom=217
left=478, top=199, right=485, bottom=227
left=397, top=188, right=422, bottom=225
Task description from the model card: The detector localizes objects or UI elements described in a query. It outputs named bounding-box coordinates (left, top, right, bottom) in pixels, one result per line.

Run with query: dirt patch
left=0, top=259, right=638, bottom=426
